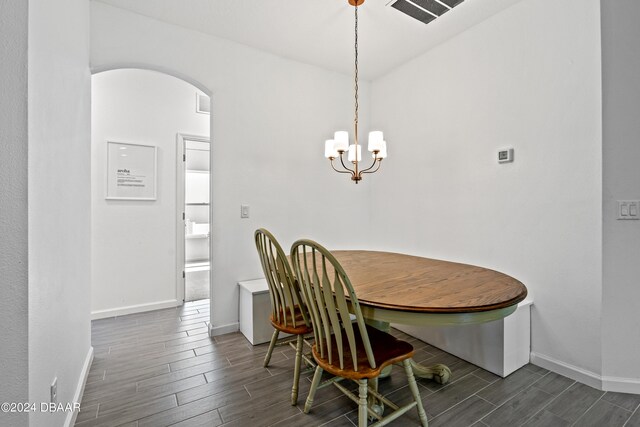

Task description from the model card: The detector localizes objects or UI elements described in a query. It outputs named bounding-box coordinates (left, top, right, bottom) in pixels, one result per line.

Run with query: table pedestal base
left=366, top=318, right=452, bottom=385
left=410, top=361, right=451, bottom=384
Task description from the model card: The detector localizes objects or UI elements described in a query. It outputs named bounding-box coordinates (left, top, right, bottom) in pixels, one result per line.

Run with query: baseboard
left=65, top=346, right=94, bottom=427
left=91, top=299, right=181, bottom=320
left=208, top=321, right=239, bottom=337
left=601, top=375, right=640, bottom=394
left=530, top=352, right=602, bottom=389
left=531, top=352, right=640, bottom=393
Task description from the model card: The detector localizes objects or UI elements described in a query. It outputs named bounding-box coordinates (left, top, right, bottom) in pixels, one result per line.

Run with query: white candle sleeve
left=348, top=144, right=362, bottom=162
left=324, top=140, right=338, bottom=158
left=367, top=131, right=384, bottom=152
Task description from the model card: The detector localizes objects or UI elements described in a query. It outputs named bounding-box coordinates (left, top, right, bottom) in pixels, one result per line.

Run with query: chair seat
left=312, top=325, right=414, bottom=379
left=270, top=305, right=313, bottom=335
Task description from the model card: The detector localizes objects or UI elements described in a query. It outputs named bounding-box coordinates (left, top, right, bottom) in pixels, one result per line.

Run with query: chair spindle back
left=290, top=239, right=375, bottom=372
left=254, top=229, right=309, bottom=329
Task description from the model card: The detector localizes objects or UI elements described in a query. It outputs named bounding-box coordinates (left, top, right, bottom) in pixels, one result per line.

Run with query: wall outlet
left=50, top=377, right=58, bottom=404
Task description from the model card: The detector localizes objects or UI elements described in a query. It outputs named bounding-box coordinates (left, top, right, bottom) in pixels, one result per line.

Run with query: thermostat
left=498, top=148, right=514, bottom=163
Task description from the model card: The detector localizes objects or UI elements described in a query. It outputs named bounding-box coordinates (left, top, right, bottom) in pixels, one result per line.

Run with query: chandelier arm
left=360, top=160, right=383, bottom=175
left=330, top=158, right=355, bottom=175
left=358, top=156, right=380, bottom=174
left=338, top=153, right=356, bottom=174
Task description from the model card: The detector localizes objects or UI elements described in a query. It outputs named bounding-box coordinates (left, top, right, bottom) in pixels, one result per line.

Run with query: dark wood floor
left=76, top=300, right=640, bottom=427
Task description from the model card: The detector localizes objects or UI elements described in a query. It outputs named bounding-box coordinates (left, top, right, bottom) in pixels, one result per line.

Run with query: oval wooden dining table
left=330, top=250, right=528, bottom=385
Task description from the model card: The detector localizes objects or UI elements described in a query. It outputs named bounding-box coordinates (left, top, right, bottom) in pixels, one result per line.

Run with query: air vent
left=388, top=0, right=464, bottom=25
left=196, top=93, right=210, bottom=115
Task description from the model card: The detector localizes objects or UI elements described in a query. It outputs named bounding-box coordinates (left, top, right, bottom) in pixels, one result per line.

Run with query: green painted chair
left=291, top=239, right=429, bottom=427
left=254, top=228, right=313, bottom=405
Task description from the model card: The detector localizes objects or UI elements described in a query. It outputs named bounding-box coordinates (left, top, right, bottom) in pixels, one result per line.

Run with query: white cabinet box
left=238, top=278, right=291, bottom=345
left=393, top=297, right=533, bottom=377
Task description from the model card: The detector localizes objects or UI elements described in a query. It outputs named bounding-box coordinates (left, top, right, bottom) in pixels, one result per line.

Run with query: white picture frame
left=106, top=141, right=157, bottom=200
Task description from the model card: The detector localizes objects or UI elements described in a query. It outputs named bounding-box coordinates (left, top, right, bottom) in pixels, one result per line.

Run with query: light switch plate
left=617, top=200, right=640, bottom=220
left=241, top=204, right=250, bottom=219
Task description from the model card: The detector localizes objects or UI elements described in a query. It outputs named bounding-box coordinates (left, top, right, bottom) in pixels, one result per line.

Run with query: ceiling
left=94, top=0, right=522, bottom=80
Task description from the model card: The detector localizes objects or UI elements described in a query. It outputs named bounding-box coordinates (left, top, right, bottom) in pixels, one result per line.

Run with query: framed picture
left=106, top=141, right=157, bottom=200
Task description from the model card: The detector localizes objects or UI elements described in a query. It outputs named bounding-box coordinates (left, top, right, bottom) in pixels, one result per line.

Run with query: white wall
left=370, top=0, right=603, bottom=378
left=91, top=69, right=209, bottom=317
left=601, top=0, right=640, bottom=391
left=0, top=0, right=29, bottom=424
left=90, top=2, right=372, bottom=333
left=27, top=0, right=92, bottom=425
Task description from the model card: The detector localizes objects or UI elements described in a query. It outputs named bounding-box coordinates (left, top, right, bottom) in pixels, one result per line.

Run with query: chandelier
left=323, top=0, right=387, bottom=184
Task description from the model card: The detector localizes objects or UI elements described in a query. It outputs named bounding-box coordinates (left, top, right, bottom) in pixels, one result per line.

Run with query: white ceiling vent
left=387, top=0, right=465, bottom=25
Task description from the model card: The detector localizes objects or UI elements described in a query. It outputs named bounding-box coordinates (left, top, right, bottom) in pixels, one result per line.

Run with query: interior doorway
left=177, top=134, right=211, bottom=302
left=91, top=68, right=211, bottom=318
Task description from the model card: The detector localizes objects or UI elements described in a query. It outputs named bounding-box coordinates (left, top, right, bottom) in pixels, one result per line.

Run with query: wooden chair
left=254, top=228, right=313, bottom=405
left=290, top=239, right=428, bottom=427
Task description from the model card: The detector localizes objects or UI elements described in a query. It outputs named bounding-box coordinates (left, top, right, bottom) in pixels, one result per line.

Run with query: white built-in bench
left=238, top=278, right=272, bottom=345
left=393, top=297, right=533, bottom=377
left=238, top=278, right=291, bottom=345
left=239, top=277, right=533, bottom=377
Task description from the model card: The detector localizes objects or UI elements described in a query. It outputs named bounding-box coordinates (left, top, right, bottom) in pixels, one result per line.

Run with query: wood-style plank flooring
left=77, top=300, right=640, bottom=426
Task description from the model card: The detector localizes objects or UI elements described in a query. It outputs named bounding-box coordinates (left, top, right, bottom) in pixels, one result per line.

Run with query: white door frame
left=176, top=133, right=211, bottom=303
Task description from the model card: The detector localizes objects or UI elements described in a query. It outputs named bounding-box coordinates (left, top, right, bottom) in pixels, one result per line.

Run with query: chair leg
left=403, top=359, right=428, bottom=427
left=291, top=334, right=304, bottom=405
left=358, top=379, right=368, bottom=427
left=263, top=329, right=279, bottom=367
left=304, top=366, right=324, bottom=414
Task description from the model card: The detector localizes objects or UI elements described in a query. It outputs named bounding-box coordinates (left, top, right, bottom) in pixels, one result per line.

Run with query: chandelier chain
left=354, top=5, right=359, bottom=148
left=324, top=0, right=386, bottom=184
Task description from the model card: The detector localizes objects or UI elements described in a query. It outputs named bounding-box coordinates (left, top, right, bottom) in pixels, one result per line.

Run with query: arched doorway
left=90, top=68, right=213, bottom=318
